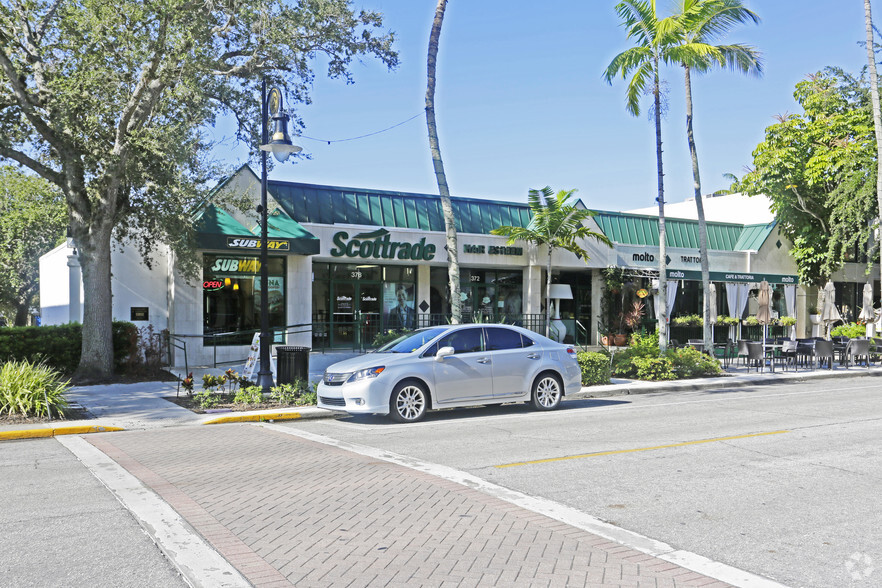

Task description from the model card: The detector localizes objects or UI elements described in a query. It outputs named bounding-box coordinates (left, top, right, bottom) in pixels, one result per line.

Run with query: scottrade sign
left=330, top=228, right=436, bottom=261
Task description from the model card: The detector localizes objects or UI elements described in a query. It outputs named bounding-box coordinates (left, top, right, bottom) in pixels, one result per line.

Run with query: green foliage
left=599, top=267, right=625, bottom=335
left=0, top=359, right=70, bottom=418
left=672, top=314, right=702, bottom=326
left=0, top=167, right=66, bottom=325
left=632, top=356, right=677, bottom=381
left=831, top=322, right=867, bottom=338
left=714, top=315, right=739, bottom=326
left=233, top=386, right=263, bottom=405
left=0, top=322, right=138, bottom=376
left=270, top=380, right=316, bottom=405
left=738, top=68, right=878, bottom=284
left=779, top=316, right=797, bottom=326
left=666, top=347, right=722, bottom=379
left=577, top=351, right=611, bottom=386
left=611, top=332, right=660, bottom=378
left=194, top=389, right=219, bottom=410
left=744, top=316, right=760, bottom=326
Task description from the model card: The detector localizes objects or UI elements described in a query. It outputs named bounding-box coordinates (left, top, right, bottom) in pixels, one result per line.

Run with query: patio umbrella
left=858, top=282, right=874, bottom=322
left=820, top=280, right=842, bottom=339
left=756, top=280, right=772, bottom=361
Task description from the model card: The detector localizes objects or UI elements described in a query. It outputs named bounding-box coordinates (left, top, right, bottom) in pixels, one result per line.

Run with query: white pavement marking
left=260, top=421, right=789, bottom=588
left=57, top=436, right=249, bottom=588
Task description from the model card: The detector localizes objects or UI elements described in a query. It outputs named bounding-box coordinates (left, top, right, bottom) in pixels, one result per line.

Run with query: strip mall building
left=39, top=166, right=876, bottom=367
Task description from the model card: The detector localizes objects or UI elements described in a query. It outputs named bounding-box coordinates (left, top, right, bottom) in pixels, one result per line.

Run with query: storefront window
left=203, top=254, right=286, bottom=345
left=312, top=263, right=416, bottom=348
left=429, top=267, right=523, bottom=322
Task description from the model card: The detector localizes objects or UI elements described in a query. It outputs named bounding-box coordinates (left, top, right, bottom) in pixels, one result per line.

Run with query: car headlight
left=346, top=366, right=385, bottom=383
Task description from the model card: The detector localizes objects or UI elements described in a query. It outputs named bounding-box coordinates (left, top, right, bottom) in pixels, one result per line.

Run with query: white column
left=417, top=264, right=431, bottom=324
left=523, top=265, right=543, bottom=316
left=591, top=270, right=604, bottom=345
left=67, top=254, right=82, bottom=324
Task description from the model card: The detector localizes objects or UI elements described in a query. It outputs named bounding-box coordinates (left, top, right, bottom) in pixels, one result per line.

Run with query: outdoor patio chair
left=815, top=339, right=835, bottom=370
left=796, top=339, right=815, bottom=368
left=746, top=342, right=766, bottom=372
left=871, top=337, right=882, bottom=360
left=775, top=339, right=798, bottom=371
left=844, top=338, right=871, bottom=369
left=737, top=340, right=750, bottom=366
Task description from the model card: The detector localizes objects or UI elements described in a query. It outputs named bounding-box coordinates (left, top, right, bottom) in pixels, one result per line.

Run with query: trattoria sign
left=330, top=228, right=436, bottom=261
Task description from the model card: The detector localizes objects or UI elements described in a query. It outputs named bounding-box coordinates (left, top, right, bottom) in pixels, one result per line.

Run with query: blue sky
left=212, top=1, right=872, bottom=213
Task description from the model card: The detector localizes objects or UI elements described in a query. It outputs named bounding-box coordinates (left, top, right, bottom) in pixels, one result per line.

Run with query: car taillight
left=566, top=347, right=577, bottom=358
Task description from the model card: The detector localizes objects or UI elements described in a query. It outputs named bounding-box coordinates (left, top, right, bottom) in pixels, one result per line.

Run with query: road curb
left=201, top=406, right=340, bottom=425
left=0, top=425, right=124, bottom=441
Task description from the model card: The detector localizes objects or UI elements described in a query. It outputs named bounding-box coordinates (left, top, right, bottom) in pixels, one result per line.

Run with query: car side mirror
left=435, top=346, right=455, bottom=361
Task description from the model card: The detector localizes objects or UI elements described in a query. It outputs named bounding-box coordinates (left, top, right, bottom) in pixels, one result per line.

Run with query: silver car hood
left=324, top=352, right=418, bottom=374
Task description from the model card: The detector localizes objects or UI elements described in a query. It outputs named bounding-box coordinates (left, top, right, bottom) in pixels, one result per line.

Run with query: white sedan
left=317, top=324, right=582, bottom=422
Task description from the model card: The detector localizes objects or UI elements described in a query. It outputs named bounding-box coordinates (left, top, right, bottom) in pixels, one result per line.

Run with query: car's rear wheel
left=389, top=380, right=428, bottom=423
left=531, top=373, right=562, bottom=411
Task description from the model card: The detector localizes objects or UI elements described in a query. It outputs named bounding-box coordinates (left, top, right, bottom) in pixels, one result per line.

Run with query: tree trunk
left=865, top=0, right=882, bottom=303
left=14, top=302, right=30, bottom=326
left=654, top=54, right=668, bottom=353
left=75, top=224, right=115, bottom=380
left=426, top=0, right=462, bottom=324
left=684, top=66, right=713, bottom=353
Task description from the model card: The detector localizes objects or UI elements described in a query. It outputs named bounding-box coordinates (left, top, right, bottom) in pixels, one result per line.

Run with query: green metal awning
left=268, top=180, right=534, bottom=234
left=194, top=204, right=319, bottom=254
left=593, top=211, right=775, bottom=252
left=194, top=205, right=256, bottom=250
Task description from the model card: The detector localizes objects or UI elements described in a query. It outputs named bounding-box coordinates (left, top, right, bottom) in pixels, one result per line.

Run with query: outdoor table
left=763, top=343, right=783, bottom=372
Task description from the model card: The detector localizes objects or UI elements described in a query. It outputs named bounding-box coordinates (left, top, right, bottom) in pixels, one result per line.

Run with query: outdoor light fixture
left=257, top=79, right=302, bottom=392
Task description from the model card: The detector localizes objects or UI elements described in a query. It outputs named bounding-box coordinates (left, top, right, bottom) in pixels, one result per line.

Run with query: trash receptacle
left=276, top=346, right=310, bottom=385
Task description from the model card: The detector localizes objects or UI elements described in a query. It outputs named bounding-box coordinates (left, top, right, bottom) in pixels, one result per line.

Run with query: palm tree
left=491, top=188, right=612, bottom=338
left=426, top=0, right=462, bottom=323
left=864, top=0, right=882, bottom=307
left=604, top=0, right=680, bottom=352
left=670, top=0, right=762, bottom=352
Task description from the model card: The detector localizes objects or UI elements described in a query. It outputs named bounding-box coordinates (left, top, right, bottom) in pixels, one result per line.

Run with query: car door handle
left=527, top=353, right=540, bottom=359
left=476, top=357, right=491, bottom=364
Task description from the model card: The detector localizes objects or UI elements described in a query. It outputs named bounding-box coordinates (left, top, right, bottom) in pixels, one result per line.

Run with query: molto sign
left=330, top=228, right=436, bottom=261
left=227, top=237, right=290, bottom=251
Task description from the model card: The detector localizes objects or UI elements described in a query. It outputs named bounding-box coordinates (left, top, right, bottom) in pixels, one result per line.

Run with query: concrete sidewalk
left=2, top=361, right=881, bottom=440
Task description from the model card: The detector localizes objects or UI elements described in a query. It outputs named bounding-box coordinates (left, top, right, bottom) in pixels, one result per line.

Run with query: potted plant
left=618, top=300, right=645, bottom=346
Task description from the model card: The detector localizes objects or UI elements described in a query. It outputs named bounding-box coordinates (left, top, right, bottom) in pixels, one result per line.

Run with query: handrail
left=575, top=320, right=589, bottom=348
left=167, top=334, right=188, bottom=377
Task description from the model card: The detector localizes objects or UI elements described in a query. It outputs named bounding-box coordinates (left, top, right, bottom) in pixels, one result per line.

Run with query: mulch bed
left=163, top=396, right=314, bottom=415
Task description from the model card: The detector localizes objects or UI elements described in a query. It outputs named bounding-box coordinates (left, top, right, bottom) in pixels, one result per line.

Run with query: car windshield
left=376, top=328, right=448, bottom=353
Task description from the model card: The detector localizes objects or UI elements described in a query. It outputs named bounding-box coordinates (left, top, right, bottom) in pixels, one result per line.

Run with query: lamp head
left=260, top=111, right=302, bottom=162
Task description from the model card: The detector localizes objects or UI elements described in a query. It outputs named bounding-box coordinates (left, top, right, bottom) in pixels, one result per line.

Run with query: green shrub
left=744, top=316, right=760, bottom=326
left=665, top=347, right=722, bottom=378
left=234, top=386, right=263, bottom=405
left=194, top=389, right=219, bottom=409
left=831, top=322, right=867, bottom=338
left=0, top=359, right=70, bottom=418
left=298, top=391, right=317, bottom=406
left=577, top=351, right=611, bottom=386
left=610, top=331, right=660, bottom=377
left=632, top=356, right=676, bottom=380
left=779, top=316, right=797, bottom=327
left=0, top=322, right=139, bottom=376
left=714, top=315, right=739, bottom=326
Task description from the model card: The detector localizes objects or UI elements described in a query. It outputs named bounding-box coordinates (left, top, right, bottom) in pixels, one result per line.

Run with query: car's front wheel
left=389, top=380, right=428, bottom=423
left=531, top=373, right=562, bottom=411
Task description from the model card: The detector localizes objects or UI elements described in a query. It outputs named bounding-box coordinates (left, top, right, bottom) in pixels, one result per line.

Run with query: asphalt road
left=0, top=438, right=186, bottom=588
left=283, top=376, right=882, bottom=588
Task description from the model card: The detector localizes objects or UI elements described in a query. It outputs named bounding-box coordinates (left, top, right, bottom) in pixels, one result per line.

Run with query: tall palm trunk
left=654, top=54, right=668, bottom=353
left=545, top=247, right=553, bottom=337
left=426, top=0, right=461, bottom=324
left=865, top=0, right=882, bottom=303
left=684, top=66, right=712, bottom=352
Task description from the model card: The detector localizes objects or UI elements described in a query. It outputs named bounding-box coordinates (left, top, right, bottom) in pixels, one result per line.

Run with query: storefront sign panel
left=226, top=237, right=290, bottom=251
left=329, top=228, right=436, bottom=261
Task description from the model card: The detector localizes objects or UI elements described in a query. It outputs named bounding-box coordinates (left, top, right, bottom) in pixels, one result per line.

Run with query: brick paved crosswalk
left=87, top=425, right=730, bottom=588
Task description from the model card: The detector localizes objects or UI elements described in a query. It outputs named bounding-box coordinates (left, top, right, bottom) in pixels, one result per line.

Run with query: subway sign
left=330, top=228, right=436, bottom=261
left=227, top=237, right=290, bottom=251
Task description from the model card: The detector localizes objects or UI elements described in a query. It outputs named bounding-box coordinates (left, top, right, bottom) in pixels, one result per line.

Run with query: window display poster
left=253, top=277, right=284, bottom=313
left=385, top=283, right=416, bottom=330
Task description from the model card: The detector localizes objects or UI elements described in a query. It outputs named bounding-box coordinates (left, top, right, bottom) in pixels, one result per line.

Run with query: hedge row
left=0, top=322, right=140, bottom=376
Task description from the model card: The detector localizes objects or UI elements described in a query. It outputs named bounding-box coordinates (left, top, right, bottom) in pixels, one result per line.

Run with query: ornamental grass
left=0, top=359, right=70, bottom=418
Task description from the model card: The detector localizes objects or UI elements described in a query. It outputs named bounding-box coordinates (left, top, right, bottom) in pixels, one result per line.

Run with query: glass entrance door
left=330, top=282, right=383, bottom=349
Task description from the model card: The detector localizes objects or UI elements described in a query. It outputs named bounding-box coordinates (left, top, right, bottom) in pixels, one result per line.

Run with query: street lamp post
left=257, top=78, right=301, bottom=392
